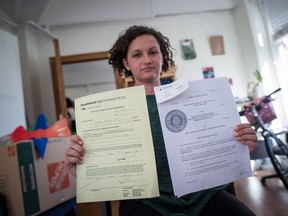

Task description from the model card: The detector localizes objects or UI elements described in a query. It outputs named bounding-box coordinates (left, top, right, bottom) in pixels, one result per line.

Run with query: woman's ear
left=122, top=58, right=130, bottom=71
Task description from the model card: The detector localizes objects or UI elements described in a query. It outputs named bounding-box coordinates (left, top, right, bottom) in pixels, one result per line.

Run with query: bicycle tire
left=263, top=134, right=288, bottom=190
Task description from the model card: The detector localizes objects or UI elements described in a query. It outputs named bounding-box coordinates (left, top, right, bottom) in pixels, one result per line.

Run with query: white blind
left=263, top=0, right=288, bottom=40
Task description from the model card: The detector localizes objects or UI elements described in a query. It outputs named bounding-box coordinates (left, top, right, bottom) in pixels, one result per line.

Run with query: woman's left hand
left=234, top=123, right=258, bottom=153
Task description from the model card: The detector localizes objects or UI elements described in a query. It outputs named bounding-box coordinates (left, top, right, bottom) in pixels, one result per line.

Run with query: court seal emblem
left=165, top=109, right=187, bottom=133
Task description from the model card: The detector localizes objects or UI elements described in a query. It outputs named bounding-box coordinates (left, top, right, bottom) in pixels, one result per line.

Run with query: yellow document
left=74, top=85, right=159, bottom=203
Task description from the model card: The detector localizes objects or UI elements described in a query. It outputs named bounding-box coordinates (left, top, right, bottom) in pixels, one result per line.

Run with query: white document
left=154, top=77, right=252, bottom=197
left=75, top=85, right=159, bottom=203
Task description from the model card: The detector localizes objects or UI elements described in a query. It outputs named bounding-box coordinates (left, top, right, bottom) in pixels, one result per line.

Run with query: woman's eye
left=150, top=50, right=159, bottom=55
left=133, top=53, right=141, bottom=58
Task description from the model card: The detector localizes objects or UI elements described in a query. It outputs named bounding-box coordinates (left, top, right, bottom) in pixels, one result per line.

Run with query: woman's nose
left=143, top=54, right=152, bottom=64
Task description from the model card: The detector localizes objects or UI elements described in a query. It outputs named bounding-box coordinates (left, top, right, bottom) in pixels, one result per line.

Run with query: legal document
left=74, top=86, right=159, bottom=203
left=154, top=77, right=252, bottom=197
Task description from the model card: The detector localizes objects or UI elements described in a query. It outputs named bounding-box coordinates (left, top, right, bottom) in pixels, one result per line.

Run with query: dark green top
left=142, top=95, right=228, bottom=216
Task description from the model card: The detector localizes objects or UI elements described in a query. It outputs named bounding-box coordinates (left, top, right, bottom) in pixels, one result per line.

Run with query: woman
left=65, top=25, right=258, bottom=216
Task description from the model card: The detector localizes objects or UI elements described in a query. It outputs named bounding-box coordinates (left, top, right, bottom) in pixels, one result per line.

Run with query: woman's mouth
left=141, top=67, right=155, bottom=72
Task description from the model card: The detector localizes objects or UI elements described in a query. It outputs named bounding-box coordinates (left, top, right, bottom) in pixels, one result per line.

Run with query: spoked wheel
left=263, top=135, right=288, bottom=190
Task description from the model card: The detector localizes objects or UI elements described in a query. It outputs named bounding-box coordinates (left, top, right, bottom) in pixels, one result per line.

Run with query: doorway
left=50, top=50, right=118, bottom=118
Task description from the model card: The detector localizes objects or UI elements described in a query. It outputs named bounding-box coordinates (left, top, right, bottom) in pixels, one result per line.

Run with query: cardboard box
left=0, top=137, right=76, bottom=216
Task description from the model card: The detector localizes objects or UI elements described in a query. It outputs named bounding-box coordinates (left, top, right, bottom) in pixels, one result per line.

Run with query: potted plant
left=253, top=69, right=264, bottom=98
left=247, top=69, right=264, bottom=100
left=254, top=69, right=263, bottom=85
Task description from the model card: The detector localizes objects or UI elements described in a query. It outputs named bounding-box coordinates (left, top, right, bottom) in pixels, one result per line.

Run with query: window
left=263, top=0, right=288, bottom=41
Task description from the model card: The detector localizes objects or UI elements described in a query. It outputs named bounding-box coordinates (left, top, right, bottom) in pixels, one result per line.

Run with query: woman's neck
left=134, top=80, right=160, bottom=95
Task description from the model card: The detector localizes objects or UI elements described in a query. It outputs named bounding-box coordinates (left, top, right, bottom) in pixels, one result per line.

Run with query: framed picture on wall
left=209, top=36, right=225, bottom=55
left=180, top=39, right=197, bottom=60
left=202, top=67, right=215, bottom=79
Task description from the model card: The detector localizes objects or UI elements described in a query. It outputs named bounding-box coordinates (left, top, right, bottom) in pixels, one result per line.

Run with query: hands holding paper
left=234, top=123, right=258, bottom=153
left=65, top=123, right=257, bottom=179
left=154, top=78, right=258, bottom=197
left=65, top=86, right=159, bottom=203
left=65, top=135, right=84, bottom=177
left=64, top=78, right=259, bottom=203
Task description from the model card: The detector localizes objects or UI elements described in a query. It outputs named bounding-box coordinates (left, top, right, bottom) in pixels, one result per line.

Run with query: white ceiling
left=0, top=0, right=243, bottom=28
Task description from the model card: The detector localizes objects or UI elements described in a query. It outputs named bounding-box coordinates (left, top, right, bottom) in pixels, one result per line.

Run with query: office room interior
left=1, top=0, right=288, bottom=215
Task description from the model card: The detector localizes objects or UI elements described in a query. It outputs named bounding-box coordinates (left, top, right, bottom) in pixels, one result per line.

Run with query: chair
left=101, top=201, right=112, bottom=216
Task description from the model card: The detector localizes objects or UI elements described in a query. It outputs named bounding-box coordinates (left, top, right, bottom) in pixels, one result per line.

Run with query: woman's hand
left=234, top=123, right=258, bottom=153
left=65, top=135, right=85, bottom=177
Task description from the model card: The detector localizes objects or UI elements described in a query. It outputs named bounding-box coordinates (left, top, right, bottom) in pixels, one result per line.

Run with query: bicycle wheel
left=262, top=134, right=288, bottom=190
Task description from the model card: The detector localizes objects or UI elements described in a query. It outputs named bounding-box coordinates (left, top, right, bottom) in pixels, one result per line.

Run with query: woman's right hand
left=65, top=135, right=84, bottom=177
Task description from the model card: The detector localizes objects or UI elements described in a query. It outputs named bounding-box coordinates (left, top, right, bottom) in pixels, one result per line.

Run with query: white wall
left=0, top=29, right=26, bottom=137
left=234, top=2, right=258, bottom=83
left=17, top=26, right=57, bottom=126
left=1, top=3, right=266, bottom=129
left=1, top=2, right=286, bottom=131
left=63, top=60, right=116, bottom=99
left=53, top=9, right=252, bottom=99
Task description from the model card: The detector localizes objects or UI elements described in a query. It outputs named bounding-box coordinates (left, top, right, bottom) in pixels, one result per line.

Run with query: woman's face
left=123, top=34, right=163, bottom=85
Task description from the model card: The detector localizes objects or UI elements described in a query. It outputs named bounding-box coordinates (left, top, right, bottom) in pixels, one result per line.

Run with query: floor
left=234, top=169, right=288, bottom=216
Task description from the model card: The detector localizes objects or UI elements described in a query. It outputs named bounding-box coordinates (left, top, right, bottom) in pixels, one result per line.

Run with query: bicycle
left=239, top=88, right=288, bottom=190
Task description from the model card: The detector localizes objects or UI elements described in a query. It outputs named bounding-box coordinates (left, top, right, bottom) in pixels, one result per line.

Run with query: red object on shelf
left=10, top=117, right=71, bottom=142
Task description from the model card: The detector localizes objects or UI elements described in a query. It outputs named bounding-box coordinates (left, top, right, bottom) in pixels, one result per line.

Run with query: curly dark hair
left=108, top=25, right=175, bottom=77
